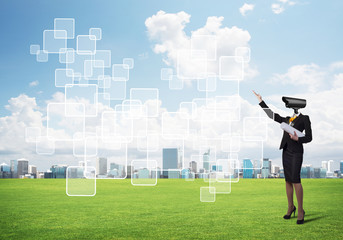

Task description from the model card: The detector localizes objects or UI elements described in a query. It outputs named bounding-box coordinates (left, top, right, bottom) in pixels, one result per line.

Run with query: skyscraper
left=321, top=161, right=328, bottom=170
left=262, top=158, right=270, bottom=178
left=243, top=158, right=253, bottom=178
left=17, top=159, right=29, bottom=177
left=163, top=148, right=178, bottom=178
left=10, top=160, right=18, bottom=178
left=203, top=149, right=210, bottom=171
left=29, top=165, right=37, bottom=178
left=340, top=161, right=343, bottom=174
left=327, top=160, right=334, bottom=173
left=189, top=161, right=197, bottom=173
left=96, top=157, right=107, bottom=176
left=50, top=165, right=67, bottom=178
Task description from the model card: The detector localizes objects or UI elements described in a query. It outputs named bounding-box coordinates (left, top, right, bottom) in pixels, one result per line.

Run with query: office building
left=127, top=165, right=132, bottom=178
left=243, top=159, right=253, bottom=178
left=110, top=162, right=119, bottom=171
left=253, top=160, right=261, bottom=178
left=50, top=165, right=67, bottom=178
left=168, top=170, right=180, bottom=179
left=314, top=168, right=320, bottom=178
left=10, top=160, right=18, bottom=178
left=138, top=168, right=149, bottom=178
left=96, top=157, right=107, bottom=176
left=163, top=148, right=179, bottom=178
left=321, top=161, right=328, bottom=170
left=189, top=161, right=197, bottom=173
left=29, top=165, right=37, bottom=178
left=0, top=163, right=11, bottom=178
left=320, top=168, right=327, bottom=178
left=261, top=158, right=270, bottom=178
left=17, top=159, right=29, bottom=177
left=181, top=169, right=190, bottom=179
left=203, top=149, right=210, bottom=171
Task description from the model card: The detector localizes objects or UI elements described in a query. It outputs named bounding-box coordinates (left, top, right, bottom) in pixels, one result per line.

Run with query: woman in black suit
left=253, top=91, right=312, bottom=224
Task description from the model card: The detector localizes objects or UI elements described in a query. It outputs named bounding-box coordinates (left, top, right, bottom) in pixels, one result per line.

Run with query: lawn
left=0, top=179, right=342, bottom=239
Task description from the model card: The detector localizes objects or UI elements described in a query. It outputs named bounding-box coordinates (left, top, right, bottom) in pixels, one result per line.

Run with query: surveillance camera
left=282, top=96, right=306, bottom=111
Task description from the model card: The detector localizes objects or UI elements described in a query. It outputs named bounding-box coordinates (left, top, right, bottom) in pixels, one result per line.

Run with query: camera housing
left=282, top=96, right=306, bottom=114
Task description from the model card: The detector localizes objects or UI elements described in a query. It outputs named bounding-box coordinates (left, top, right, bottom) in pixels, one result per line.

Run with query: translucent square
left=89, top=28, right=102, bottom=40
left=36, top=50, right=48, bottom=62
left=55, top=69, right=74, bottom=87
left=131, top=160, right=157, bottom=186
left=235, top=47, right=250, bottom=63
left=59, top=48, right=74, bottom=64
left=25, top=127, right=41, bottom=143
left=54, top=18, right=75, bottom=39
left=123, top=58, right=134, bottom=69
left=161, top=68, right=173, bottom=81
left=30, top=44, right=40, bottom=55
left=36, top=136, right=55, bottom=155
left=103, top=79, right=126, bottom=100
left=112, top=64, right=129, bottom=81
left=66, top=166, right=96, bottom=196
left=219, top=56, right=244, bottom=80
left=43, top=30, right=67, bottom=53
left=77, top=35, right=96, bottom=55
left=200, top=187, right=216, bottom=202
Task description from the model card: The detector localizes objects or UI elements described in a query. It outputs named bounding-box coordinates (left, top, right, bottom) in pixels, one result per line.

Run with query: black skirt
left=282, top=146, right=303, bottom=183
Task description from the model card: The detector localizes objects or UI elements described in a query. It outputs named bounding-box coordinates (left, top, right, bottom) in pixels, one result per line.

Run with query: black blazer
left=259, top=101, right=312, bottom=153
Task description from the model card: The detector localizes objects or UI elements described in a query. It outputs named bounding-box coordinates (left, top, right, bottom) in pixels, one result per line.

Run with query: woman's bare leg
left=294, top=183, right=304, bottom=219
left=286, top=181, right=294, bottom=214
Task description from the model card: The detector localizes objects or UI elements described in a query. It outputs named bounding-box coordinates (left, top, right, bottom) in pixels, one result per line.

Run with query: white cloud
left=145, top=11, right=258, bottom=85
left=239, top=3, right=255, bottom=16
left=271, top=0, right=296, bottom=14
left=270, top=63, right=327, bottom=92
left=271, top=3, right=285, bottom=14
left=264, top=61, right=343, bottom=167
left=29, top=80, right=39, bottom=87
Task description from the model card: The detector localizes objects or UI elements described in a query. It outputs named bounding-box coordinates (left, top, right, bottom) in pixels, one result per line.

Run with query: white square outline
left=66, top=166, right=96, bottom=197
left=43, top=30, right=67, bottom=54
left=200, top=187, right=216, bottom=202
left=131, top=160, right=158, bottom=186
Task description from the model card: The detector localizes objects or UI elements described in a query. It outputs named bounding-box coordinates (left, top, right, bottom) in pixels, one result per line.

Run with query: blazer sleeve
left=259, top=100, right=287, bottom=124
left=298, top=115, right=312, bottom=144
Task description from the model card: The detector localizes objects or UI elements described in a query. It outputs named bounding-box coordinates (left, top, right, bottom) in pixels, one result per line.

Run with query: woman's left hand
left=289, top=131, right=298, bottom=141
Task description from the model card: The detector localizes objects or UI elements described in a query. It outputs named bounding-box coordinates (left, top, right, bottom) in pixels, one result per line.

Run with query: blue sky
left=0, top=0, right=343, bottom=171
left=1, top=0, right=342, bottom=112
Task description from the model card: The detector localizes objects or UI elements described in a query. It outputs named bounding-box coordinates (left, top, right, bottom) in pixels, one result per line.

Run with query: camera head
left=282, top=96, right=306, bottom=114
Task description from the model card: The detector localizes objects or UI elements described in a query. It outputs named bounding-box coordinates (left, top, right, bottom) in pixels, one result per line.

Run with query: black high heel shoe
left=283, top=206, right=296, bottom=219
left=297, top=210, right=305, bottom=224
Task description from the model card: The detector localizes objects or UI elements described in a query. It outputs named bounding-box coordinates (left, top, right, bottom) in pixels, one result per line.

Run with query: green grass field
left=1, top=179, right=342, bottom=239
